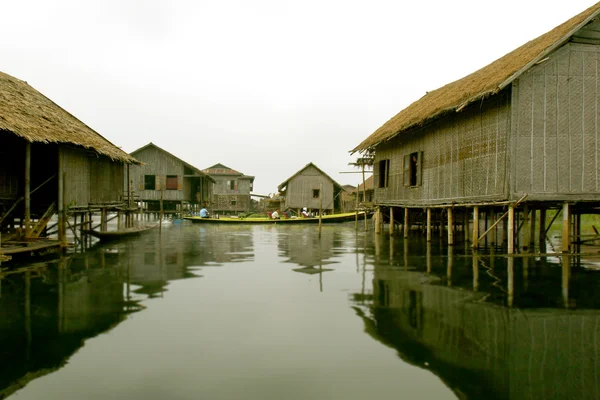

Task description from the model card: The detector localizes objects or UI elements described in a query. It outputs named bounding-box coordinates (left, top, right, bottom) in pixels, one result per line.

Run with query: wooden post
left=24, top=142, right=31, bottom=237
left=529, top=209, right=536, bottom=251
left=374, top=207, right=381, bottom=234
left=539, top=208, right=547, bottom=252
left=354, top=188, right=359, bottom=231
left=508, top=204, right=515, bottom=254
left=389, top=207, right=394, bottom=236
left=489, top=211, right=496, bottom=248
left=101, top=208, right=107, bottom=232
left=447, top=207, right=454, bottom=246
left=403, top=208, right=409, bottom=238
left=160, top=188, right=164, bottom=231
left=318, top=183, right=323, bottom=237
left=471, top=206, right=479, bottom=249
left=426, top=208, right=432, bottom=242
left=522, top=205, right=530, bottom=251
left=58, top=168, right=66, bottom=247
left=562, top=202, right=571, bottom=253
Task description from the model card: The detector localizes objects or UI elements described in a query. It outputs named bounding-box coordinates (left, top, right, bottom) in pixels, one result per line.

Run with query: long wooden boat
left=184, top=211, right=370, bottom=224
left=82, top=224, right=158, bottom=241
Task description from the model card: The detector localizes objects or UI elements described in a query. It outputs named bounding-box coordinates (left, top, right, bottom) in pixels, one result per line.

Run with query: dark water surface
left=1, top=222, right=600, bottom=399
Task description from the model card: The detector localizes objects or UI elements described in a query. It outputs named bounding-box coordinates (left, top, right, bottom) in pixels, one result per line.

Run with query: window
left=166, top=175, right=178, bottom=190
left=312, top=189, right=320, bottom=198
left=231, top=199, right=237, bottom=206
left=403, top=152, right=423, bottom=187
left=144, top=175, right=156, bottom=190
left=229, top=180, right=237, bottom=190
left=378, top=159, right=389, bottom=188
left=250, top=182, right=253, bottom=191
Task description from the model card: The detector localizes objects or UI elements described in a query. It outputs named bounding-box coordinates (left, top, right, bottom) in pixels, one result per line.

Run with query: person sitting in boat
left=301, top=207, right=310, bottom=217
left=200, top=207, right=210, bottom=218
left=271, top=210, right=280, bottom=219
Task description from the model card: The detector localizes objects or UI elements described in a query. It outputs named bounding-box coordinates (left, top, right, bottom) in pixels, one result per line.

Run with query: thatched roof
left=352, top=2, right=600, bottom=153
left=278, top=162, right=342, bottom=192
left=130, top=142, right=215, bottom=183
left=0, top=71, right=138, bottom=163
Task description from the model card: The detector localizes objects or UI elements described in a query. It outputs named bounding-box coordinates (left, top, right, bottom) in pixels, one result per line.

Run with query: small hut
left=0, top=71, right=138, bottom=251
left=278, top=162, right=343, bottom=215
left=129, top=143, right=215, bottom=216
left=202, top=163, right=254, bottom=215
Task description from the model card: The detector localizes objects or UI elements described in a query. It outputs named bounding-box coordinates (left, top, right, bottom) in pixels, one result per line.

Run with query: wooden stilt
left=472, top=252, right=479, bottom=291
left=24, top=142, right=31, bottom=237
left=472, top=206, right=479, bottom=249
left=403, top=208, right=409, bottom=238
left=489, top=211, right=496, bottom=247
left=389, top=207, right=394, bottom=236
left=375, top=207, right=381, bottom=234
left=562, top=203, right=571, bottom=253
left=522, top=205, right=530, bottom=251
left=426, top=208, right=432, bottom=242
left=539, top=208, right=547, bottom=252
left=319, top=183, right=323, bottom=237
left=426, top=242, right=432, bottom=273
left=447, top=207, right=454, bottom=246
left=508, top=205, right=515, bottom=254
left=529, top=209, right=536, bottom=251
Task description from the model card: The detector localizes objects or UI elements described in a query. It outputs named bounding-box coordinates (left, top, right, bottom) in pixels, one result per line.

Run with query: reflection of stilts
left=447, top=246, right=453, bottom=286
left=426, top=242, right=431, bottom=274
left=507, top=257, right=514, bottom=308
left=562, top=255, right=571, bottom=308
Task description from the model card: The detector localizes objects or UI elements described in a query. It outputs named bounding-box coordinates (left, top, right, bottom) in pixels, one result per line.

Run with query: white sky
left=1, top=0, right=597, bottom=195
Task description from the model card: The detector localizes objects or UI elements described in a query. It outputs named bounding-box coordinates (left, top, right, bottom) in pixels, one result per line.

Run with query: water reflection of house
left=277, top=226, right=338, bottom=268
left=354, top=266, right=600, bottom=399
left=0, top=252, right=140, bottom=398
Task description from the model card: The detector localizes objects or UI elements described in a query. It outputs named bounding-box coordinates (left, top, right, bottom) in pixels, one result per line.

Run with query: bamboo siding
left=512, top=42, right=600, bottom=200
left=374, top=93, right=510, bottom=206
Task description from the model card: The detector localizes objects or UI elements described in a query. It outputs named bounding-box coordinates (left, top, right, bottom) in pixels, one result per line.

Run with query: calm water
left=1, top=222, right=600, bottom=399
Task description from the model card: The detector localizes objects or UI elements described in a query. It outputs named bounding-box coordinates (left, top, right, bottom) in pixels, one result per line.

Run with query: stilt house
left=352, top=3, right=600, bottom=252
left=129, top=143, right=215, bottom=213
left=0, top=71, right=138, bottom=245
left=278, top=162, right=343, bottom=215
left=202, top=163, right=254, bottom=215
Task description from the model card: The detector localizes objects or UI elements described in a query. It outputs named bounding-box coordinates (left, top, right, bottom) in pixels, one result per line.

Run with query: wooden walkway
left=0, top=239, right=62, bottom=257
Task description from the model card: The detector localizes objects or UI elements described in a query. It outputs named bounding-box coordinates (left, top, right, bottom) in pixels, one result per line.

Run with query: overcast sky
left=1, top=0, right=597, bottom=195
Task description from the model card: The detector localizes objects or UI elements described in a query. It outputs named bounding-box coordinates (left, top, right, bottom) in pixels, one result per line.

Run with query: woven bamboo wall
left=373, top=93, right=510, bottom=205
left=512, top=42, right=600, bottom=200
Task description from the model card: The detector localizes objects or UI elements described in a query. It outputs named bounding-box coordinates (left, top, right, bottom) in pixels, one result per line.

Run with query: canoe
left=184, top=211, right=370, bottom=224
left=82, top=224, right=158, bottom=241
